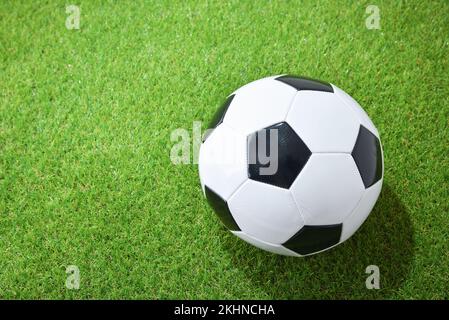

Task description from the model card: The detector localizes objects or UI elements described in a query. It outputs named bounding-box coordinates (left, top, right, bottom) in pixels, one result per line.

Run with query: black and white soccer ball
left=199, top=75, right=383, bottom=256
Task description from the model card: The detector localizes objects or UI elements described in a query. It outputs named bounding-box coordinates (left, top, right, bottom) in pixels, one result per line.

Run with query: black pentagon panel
left=203, top=94, right=235, bottom=142
left=248, top=122, right=311, bottom=189
left=205, top=186, right=240, bottom=231
left=283, top=224, right=342, bottom=255
left=275, top=75, right=334, bottom=93
left=351, top=125, right=383, bottom=188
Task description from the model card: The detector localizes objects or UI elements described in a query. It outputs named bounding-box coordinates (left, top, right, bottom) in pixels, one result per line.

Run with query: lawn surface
left=0, top=0, right=448, bottom=299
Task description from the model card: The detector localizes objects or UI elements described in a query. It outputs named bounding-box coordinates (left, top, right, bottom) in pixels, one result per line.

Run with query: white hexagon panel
left=228, top=180, right=305, bottom=244
left=290, top=153, right=365, bottom=225
left=198, top=124, right=247, bottom=201
left=332, top=84, right=379, bottom=138
left=231, top=231, right=300, bottom=256
left=286, top=90, right=360, bottom=153
left=222, top=76, right=298, bottom=136
left=341, top=178, right=383, bottom=242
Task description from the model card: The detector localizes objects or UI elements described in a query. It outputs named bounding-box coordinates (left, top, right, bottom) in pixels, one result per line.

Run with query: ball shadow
left=222, top=184, right=414, bottom=299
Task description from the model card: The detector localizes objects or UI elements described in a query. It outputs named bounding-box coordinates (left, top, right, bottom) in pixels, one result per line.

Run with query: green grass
left=0, top=0, right=448, bottom=299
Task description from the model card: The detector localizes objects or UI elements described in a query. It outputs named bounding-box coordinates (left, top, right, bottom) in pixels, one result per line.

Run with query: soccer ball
left=199, top=75, right=383, bottom=256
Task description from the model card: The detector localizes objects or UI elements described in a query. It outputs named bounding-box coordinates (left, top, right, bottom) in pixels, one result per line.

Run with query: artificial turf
left=0, top=0, right=448, bottom=299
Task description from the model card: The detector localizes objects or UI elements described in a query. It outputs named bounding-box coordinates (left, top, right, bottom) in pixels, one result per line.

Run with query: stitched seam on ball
left=283, top=90, right=299, bottom=121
